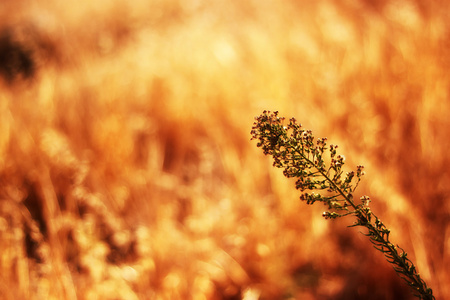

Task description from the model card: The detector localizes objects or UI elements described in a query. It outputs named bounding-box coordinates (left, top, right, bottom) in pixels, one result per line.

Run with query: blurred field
left=0, top=0, right=449, bottom=299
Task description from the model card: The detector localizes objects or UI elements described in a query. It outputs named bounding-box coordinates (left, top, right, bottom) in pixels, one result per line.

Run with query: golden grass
left=0, top=0, right=449, bottom=299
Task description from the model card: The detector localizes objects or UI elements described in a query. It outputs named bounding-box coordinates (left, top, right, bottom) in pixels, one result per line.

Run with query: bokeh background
left=0, top=0, right=449, bottom=299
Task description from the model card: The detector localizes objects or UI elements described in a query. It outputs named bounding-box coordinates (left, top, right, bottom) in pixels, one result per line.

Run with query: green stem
left=294, top=146, right=359, bottom=211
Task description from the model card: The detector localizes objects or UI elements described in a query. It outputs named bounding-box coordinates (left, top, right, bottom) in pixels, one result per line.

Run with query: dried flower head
left=251, top=111, right=434, bottom=300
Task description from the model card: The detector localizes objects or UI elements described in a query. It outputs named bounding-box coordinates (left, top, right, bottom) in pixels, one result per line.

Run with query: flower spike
left=251, top=111, right=434, bottom=300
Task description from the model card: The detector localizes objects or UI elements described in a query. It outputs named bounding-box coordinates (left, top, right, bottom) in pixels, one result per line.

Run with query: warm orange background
left=0, top=0, right=448, bottom=299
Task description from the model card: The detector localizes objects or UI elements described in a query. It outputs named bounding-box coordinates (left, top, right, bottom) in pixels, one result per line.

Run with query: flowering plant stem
left=250, top=111, right=435, bottom=300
